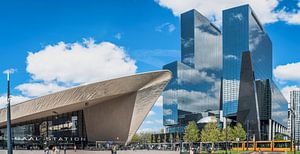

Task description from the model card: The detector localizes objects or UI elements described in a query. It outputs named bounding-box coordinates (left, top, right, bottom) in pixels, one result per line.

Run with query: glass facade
left=271, top=82, right=288, bottom=127
left=163, top=9, right=222, bottom=132
left=290, top=91, right=300, bottom=144
left=0, top=110, right=86, bottom=150
left=223, top=4, right=288, bottom=140
left=223, top=5, right=272, bottom=116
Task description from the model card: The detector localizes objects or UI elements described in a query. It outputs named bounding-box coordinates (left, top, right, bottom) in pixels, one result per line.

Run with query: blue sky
left=0, top=0, right=300, bottom=132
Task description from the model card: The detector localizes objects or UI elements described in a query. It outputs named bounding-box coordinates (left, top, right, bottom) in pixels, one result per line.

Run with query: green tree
left=175, top=133, right=180, bottom=142
left=184, top=121, right=200, bottom=143
left=201, top=122, right=222, bottom=150
left=201, top=122, right=221, bottom=142
left=157, top=134, right=161, bottom=143
left=221, top=126, right=235, bottom=141
left=131, top=134, right=140, bottom=143
left=140, top=132, right=151, bottom=143
left=274, top=134, right=284, bottom=140
left=232, top=123, right=246, bottom=141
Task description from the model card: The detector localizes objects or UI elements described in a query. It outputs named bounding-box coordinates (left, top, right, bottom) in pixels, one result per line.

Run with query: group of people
left=44, top=145, right=77, bottom=154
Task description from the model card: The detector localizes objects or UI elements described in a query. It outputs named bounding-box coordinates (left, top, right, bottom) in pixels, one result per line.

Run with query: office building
left=222, top=4, right=288, bottom=140
left=163, top=9, right=222, bottom=133
left=289, top=91, right=300, bottom=145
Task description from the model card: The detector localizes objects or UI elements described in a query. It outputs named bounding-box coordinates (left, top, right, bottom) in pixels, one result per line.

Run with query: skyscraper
left=222, top=4, right=288, bottom=140
left=289, top=91, right=300, bottom=145
left=163, top=9, right=222, bottom=133
left=222, top=4, right=272, bottom=117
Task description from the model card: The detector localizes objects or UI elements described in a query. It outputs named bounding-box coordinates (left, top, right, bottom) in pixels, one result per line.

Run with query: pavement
left=0, top=150, right=180, bottom=154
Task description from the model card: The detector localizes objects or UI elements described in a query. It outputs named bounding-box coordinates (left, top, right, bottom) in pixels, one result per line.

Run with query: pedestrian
left=64, top=145, right=67, bottom=154
left=73, top=145, right=77, bottom=152
left=44, top=147, right=50, bottom=154
left=55, top=146, right=60, bottom=154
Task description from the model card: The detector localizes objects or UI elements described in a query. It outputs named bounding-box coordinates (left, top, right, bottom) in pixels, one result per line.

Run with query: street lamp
left=246, top=120, right=249, bottom=151
left=225, top=117, right=228, bottom=154
left=4, top=69, right=14, bottom=154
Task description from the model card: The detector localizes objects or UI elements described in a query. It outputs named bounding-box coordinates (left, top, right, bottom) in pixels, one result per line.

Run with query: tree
left=232, top=123, right=246, bottom=141
left=131, top=134, right=140, bottom=143
left=170, top=133, right=174, bottom=143
left=274, top=134, right=284, bottom=140
left=201, top=122, right=222, bottom=143
left=157, top=134, right=161, bottom=143
left=221, top=126, right=235, bottom=141
left=140, top=132, right=151, bottom=143
left=175, top=133, right=180, bottom=142
left=184, top=121, right=200, bottom=143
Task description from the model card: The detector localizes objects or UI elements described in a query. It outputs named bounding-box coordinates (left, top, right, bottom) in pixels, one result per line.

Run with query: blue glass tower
left=163, top=9, right=222, bottom=133
left=222, top=4, right=288, bottom=140
left=222, top=4, right=272, bottom=116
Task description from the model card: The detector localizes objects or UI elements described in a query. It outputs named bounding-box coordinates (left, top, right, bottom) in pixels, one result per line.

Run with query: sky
left=0, top=0, right=300, bottom=133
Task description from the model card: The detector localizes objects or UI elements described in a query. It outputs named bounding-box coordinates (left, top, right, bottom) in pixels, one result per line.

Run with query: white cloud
left=163, top=109, right=173, bottom=115
left=164, top=89, right=220, bottom=113
left=144, top=121, right=154, bottom=124
left=26, top=39, right=137, bottom=84
left=154, top=95, right=163, bottom=107
left=114, top=33, right=122, bottom=40
left=278, top=7, right=300, bottom=25
left=224, top=54, right=238, bottom=60
left=274, top=62, right=300, bottom=82
left=16, top=83, right=67, bottom=97
left=155, top=0, right=300, bottom=26
left=155, top=22, right=176, bottom=32
left=15, top=39, right=137, bottom=98
left=164, top=119, right=176, bottom=125
left=147, top=110, right=155, bottom=117
left=144, top=119, right=162, bottom=125
left=233, top=13, right=244, bottom=21
left=281, top=85, right=300, bottom=102
left=178, top=69, right=216, bottom=84
left=137, top=127, right=164, bottom=133
left=0, top=95, right=30, bottom=108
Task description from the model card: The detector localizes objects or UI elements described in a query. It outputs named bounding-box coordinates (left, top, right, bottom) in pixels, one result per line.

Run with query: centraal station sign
left=0, top=136, right=86, bottom=142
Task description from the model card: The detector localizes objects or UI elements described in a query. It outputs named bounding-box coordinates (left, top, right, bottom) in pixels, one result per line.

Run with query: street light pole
left=246, top=120, right=249, bottom=151
left=6, top=71, right=13, bottom=154
left=225, top=117, right=228, bottom=154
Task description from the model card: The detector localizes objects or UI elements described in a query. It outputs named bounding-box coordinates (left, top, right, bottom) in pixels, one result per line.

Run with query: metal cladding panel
left=0, top=71, right=172, bottom=145
left=237, top=51, right=261, bottom=140
left=83, top=71, right=171, bottom=144
left=83, top=92, right=137, bottom=143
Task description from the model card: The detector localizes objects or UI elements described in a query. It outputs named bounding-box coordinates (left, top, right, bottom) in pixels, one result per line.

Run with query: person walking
left=73, top=145, right=77, bottom=152
left=63, top=145, right=67, bottom=154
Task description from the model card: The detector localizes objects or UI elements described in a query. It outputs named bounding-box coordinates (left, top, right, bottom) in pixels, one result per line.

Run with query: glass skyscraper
left=223, top=4, right=288, bottom=140
left=163, top=9, right=222, bottom=132
left=222, top=4, right=272, bottom=116
left=289, top=91, right=300, bottom=145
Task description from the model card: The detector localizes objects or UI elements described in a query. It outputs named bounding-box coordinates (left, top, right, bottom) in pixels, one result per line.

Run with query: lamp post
left=225, top=117, right=228, bottom=154
left=5, top=70, right=13, bottom=154
left=246, top=120, right=249, bottom=151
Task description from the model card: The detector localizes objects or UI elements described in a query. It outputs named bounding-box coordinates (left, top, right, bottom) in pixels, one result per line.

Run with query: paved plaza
left=0, top=150, right=292, bottom=154
left=0, top=150, right=180, bottom=154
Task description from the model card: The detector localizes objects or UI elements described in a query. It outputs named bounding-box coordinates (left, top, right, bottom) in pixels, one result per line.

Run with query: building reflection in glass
left=163, top=9, right=222, bottom=133
left=222, top=4, right=288, bottom=140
